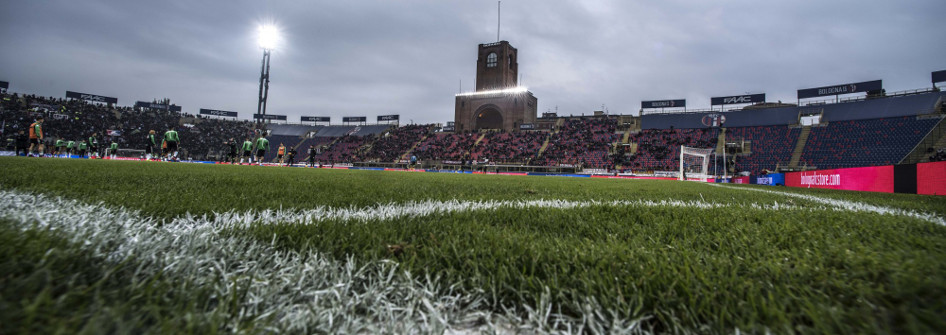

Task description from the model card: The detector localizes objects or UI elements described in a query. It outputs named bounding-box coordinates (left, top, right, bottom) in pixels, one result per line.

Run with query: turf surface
left=1, top=157, right=945, bottom=334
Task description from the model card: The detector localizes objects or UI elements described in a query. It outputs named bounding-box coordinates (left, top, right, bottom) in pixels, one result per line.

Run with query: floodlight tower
left=257, top=25, right=278, bottom=123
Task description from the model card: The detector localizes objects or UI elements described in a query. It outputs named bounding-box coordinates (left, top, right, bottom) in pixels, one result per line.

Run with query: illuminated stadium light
left=456, top=86, right=528, bottom=97
left=258, top=24, right=279, bottom=50
left=256, top=24, right=280, bottom=122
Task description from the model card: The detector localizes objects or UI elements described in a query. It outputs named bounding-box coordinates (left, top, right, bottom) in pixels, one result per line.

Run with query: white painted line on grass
left=706, top=183, right=946, bottom=226
left=0, top=189, right=663, bottom=334
left=211, top=198, right=805, bottom=229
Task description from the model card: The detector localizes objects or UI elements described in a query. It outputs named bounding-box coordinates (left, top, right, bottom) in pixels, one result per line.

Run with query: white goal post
left=679, top=146, right=714, bottom=182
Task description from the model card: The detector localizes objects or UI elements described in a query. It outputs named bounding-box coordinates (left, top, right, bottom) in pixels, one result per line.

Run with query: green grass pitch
left=1, top=157, right=945, bottom=334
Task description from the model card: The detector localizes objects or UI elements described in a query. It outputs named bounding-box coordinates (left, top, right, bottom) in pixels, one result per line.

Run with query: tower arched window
left=486, top=52, right=497, bottom=68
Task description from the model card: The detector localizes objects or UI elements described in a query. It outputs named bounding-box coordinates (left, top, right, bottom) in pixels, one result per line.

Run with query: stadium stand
left=313, top=134, right=375, bottom=163
left=268, top=124, right=321, bottom=136
left=297, top=136, right=337, bottom=161
left=360, top=124, right=430, bottom=162
left=727, top=126, right=801, bottom=175
left=627, top=128, right=720, bottom=172
left=0, top=93, right=254, bottom=159
left=261, top=135, right=304, bottom=162
left=4, top=87, right=945, bottom=175
left=470, top=131, right=546, bottom=164
left=313, top=126, right=357, bottom=137
left=800, top=116, right=941, bottom=169
left=413, top=133, right=479, bottom=161
left=536, top=118, right=618, bottom=168
left=351, top=125, right=393, bottom=136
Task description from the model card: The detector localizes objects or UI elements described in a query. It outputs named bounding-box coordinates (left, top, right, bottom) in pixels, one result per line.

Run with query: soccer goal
left=679, top=146, right=714, bottom=181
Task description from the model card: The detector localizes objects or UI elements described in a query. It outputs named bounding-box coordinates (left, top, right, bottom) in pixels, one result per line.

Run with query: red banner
left=917, top=161, right=946, bottom=196
left=785, top=165, right=894, bottom=193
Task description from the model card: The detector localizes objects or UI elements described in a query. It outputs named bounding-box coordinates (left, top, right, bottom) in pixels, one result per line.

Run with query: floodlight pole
left=257, top=49, right=271, bottom=124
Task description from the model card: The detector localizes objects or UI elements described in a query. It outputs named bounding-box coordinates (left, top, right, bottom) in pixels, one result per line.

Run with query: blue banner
left=377, top=114, right=399, bottom=121
left=753, top=173, right=785, bottom=186
left=0, top=81, right=8, bottom=89
left=343, top=116, right=367, bottom=122
left=797, top=80, right=882, bottom=99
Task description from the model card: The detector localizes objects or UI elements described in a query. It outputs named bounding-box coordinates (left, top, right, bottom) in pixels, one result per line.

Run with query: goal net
left=679, top=146, right=714, bottom=181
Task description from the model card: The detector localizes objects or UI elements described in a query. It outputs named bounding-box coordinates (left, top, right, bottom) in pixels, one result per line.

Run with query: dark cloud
left=2, top=0, right=943, bottom=122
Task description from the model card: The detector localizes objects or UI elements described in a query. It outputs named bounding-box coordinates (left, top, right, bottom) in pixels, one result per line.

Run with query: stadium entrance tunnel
left=475, top=108, right=503, bottom=130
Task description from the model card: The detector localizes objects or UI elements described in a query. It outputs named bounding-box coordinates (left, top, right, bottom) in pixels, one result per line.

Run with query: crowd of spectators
left=360, top=124, right=430, bottom=162
left=10, top=91, right=935, bottom=173
left=535, top=118, right=617, bottom=168
left=412, top=133, right=479, bottom=161
left=470, top=131, right=546, bottom=164
left=2, top=92, right=254, bottom=159
left=313, top=134, right=376, bottom=163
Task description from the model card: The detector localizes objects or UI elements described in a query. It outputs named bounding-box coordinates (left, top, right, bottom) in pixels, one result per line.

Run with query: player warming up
left=145, top=130, right=157, bottom=161
left=241, top=138, right=253, bottom=164
left=285, top=147, right=296, bottom=167
left=225, top=138, right=238, bottom=164
left=28, top=116, right=45, bottom=157
left=255, top=135, right=269, bottom=166
left=88, top=132, right=100, bottom=158
left=109, top=141, right=119, bottom=159
left=277, top=143, right=286, bottom=164
left=163, top=126, right=180, bottom=161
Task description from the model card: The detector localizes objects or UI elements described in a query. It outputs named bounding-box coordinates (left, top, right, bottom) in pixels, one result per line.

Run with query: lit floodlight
left=258, top=25, right=279, bottom=50
left=456, top=86, right=528, bottom=97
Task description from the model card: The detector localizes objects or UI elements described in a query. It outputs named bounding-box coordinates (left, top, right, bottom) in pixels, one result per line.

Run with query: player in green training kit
left=109, top=141, right=119, bottom=159
left=54, top=139, right=65, bottom=157
left=77, top=140, right=88, bottom=158
left=66, top=140, right=76, bottom=157
left=164, top=126, right=180, bottom=161
left=145, top=130, right=157, bottom=161
left=255, top=135, right=269, bottom=166
left=88, top=132, right=100, bottom=158
left=241, top=138, right=253, bottom=164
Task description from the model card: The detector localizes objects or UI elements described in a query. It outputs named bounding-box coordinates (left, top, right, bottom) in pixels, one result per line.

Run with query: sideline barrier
left=8, top=154, right=944, bottom=195
left=786, top=165, right=895, bottom=193
left=753, top=173, right=785, bottom=186
left=781, top=161, right=946, bottom=195
left=917, top=161, right=946, bottom=195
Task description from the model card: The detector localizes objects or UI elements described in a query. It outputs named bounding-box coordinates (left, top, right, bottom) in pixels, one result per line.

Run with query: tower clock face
left=486, top=52, right=498, bottom=68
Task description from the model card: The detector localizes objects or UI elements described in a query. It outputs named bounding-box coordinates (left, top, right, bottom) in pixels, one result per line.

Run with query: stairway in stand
left=788, top=126, right=812, bottom=167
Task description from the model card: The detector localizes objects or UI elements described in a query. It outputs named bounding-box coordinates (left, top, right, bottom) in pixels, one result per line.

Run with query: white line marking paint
left=209, top=198, right=804, bottom=229
left=2, top=185, right=940, bottom=333
left=706, top=183, right=946, bottom=226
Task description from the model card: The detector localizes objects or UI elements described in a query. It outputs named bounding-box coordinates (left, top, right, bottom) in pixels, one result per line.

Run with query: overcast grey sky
left=2, top=0, right=944, bottom=123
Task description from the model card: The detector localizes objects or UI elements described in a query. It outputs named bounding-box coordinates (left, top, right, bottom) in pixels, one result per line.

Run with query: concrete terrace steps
left=789, top=126, right=812, bottom=167
left=536, top=129, right=556, bottom=159
left=399, top=133, right=429, bottom=162
left=716, top=129, right=727, bottom=155
left=901, top=115, right=946, bottom=164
